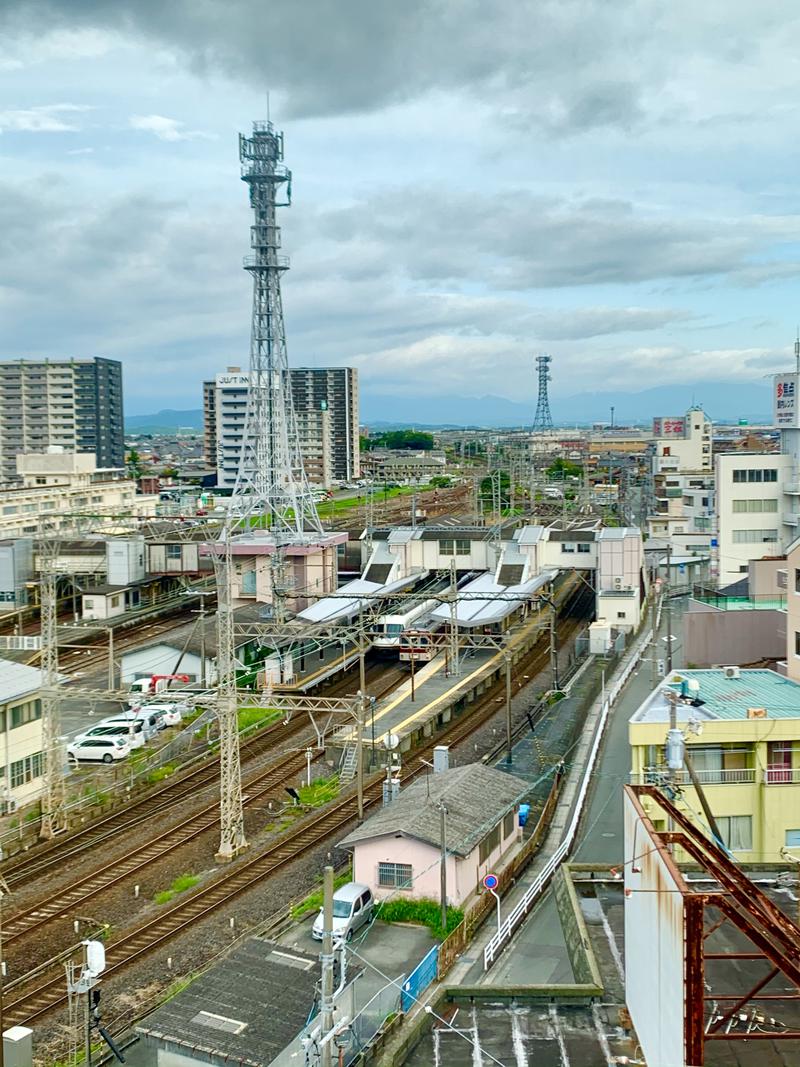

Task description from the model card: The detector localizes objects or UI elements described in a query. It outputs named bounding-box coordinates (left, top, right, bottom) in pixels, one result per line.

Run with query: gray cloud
left=8, top=1, right=799, bottom=133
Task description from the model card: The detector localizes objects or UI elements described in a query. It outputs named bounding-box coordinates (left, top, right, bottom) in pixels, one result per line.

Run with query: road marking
left=597, top=896, right=625, bottom=984
left=471, top=1007, right=484, bottom=1067
left=548, top=1006, right=570, bottom=1067
left=510, top=1008, right=529, bottom=1067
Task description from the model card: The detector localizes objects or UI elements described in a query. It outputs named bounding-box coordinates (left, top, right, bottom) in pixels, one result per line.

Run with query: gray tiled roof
left=136, top=938, right=320, bottom=1065
left=339, top=763, right=530, bottom=858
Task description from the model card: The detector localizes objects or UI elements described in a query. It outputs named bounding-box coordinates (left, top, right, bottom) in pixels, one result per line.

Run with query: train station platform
left=333, top=604, right=553, bottom=757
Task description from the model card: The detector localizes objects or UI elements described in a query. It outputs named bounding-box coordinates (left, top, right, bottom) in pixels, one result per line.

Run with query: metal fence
left=401, top=944, right=439, bottom=1012
left=483, top=616, right=657, bottom=968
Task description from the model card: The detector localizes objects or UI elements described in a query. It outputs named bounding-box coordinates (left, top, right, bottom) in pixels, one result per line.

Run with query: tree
left=479, top=470, right=511, bottom=507
left=126, top=449, right=145, bottom=479
left=546, top=457, right=582, bottom=480
left=366, top=429, right=435, bottom=451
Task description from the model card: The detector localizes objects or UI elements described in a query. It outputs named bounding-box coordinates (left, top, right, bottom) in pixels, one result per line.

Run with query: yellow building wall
left=629, top=716, right=800, bottom=862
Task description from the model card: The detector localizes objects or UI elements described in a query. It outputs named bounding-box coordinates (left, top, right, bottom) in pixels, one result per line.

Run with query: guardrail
left=483, top=622, right=655, bottom=969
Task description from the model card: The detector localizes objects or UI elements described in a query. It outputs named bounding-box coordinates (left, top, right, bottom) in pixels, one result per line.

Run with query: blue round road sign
left=483, top=874, right=498, bottom=890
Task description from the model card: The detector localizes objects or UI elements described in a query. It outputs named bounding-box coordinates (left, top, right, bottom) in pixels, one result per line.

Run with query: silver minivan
left=311, top=882, right=374, bottom=942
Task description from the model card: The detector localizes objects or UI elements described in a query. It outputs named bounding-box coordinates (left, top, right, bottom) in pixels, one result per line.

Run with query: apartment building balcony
left=784, top=482, right=800, bottom=495
left=764, top=767, right=800, bottom=785
left=631, top=768, right=756, bottom=785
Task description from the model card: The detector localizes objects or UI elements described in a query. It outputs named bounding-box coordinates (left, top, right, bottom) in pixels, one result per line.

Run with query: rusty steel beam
left=706, top=1031, right=800, bottom=1040
left=705, top=994, right=800, bottom=1001
left=705, top=952, right=765, bottom=960
left=703, top=915, right=727, bottom=940
left=685, top=895, right=706, bottom=1067
left=707, top=965, right=780, bottom=1034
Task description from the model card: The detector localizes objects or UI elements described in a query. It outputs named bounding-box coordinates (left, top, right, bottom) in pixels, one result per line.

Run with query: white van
left=134, top=702, right=189, bottom=728
left=311, top=882, right=374, bottom=942
left=74, top=722, right=145, bottom=750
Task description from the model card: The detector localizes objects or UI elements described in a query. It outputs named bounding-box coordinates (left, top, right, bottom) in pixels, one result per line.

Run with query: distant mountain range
left=125, top=382, right=773, bottom=434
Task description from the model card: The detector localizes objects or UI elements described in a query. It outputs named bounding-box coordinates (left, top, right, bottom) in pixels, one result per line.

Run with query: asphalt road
left=573, top=596, right=687, bottom=864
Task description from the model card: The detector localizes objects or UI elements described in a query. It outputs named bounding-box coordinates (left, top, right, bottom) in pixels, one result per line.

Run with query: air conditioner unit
left=613, top=577, right=623, bottom=590
left=723, top=665, right=740, bottom=680
left=2, top=797, right=17, bottom=816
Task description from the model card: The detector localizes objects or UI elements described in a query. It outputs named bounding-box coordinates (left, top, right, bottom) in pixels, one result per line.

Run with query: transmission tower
left=214, top=533, right=247, bottom=861
left=234, top=120, right=322, bottom=536
left=39, top=547, right=66, bottom=838
left=532, top=353, right=554, bottom=433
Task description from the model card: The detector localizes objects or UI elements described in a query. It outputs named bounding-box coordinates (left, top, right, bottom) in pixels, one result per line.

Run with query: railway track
left=4, top=594, right=589, bottom=1028
left=2, top=660, right=404, bottom=889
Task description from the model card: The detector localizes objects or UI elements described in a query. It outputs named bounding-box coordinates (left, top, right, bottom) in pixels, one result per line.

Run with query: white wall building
left=715, top=453, right=788, bottom=588
left=0, top=660, right=45, bottom=813
left=651, top=408, right=712, bottom=475
left=0, top=450, right=156, bottom=539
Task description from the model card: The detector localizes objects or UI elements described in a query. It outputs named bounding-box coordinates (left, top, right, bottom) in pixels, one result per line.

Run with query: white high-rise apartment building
left=206, top=366, right=358, bottom=490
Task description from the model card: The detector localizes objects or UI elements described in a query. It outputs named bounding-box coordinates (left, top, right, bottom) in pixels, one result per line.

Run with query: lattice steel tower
left=532, top=353, right=554, bottom=432
left=234, top=121, right=322, bottom=535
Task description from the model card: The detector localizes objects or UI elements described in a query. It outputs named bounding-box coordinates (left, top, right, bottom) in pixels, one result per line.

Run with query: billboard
left=774, top=373, right=800, bottom=428
left=652, top=417, right=685, bottom=437
left=623, top=788, right=685, bottom=1067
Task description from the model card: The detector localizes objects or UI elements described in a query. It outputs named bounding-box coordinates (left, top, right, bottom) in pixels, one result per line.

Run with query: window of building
left=732, top=529, right=778, bottom=543
left=377, top=861, right=413, bottom=888
left=561, top=543, right=576, bottom=553
left=455, top=539, right=470, bottom=555
left=617, top=611, right=626, bottom=619
left=786, top=829, right=800, bottom=847
left=166, top=544, right=182, bottom=560
left=734, top=468, right=778, bottom=483
left=10, top=699, right=42, bottom=729
left=732, top=499, right=779, bottom=513
left=795, top=568, right=800, bottom=594
left=503, top=810, right=515, bottom=839
left=479, top=824, right=501, bottom=863
left=577, top=543, right=591, bottom=554
left=10, top=751, right=43, bottom=788
left=716, top=815, right=752, bottom=851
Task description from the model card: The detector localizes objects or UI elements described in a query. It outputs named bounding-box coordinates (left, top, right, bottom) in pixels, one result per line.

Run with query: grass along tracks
left=4, top=601, right=588, bottom=1030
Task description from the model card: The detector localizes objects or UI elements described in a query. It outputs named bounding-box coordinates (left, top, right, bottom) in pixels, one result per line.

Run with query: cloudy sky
left=1, top=1, right=799, bottom=416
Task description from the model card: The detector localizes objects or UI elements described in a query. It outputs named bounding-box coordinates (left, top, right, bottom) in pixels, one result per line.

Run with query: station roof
left=0, top=659, right=43, bottom=704
left=630, top=669, right=800, bottom=723
left=339, top=763, right=529, bottom=857
left=430, top=570, right=555, bottom=627
left=295, top=571, right=427, bottom=625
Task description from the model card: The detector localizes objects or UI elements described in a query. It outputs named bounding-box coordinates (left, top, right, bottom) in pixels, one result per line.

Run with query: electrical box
left=3, top=1026, right=33, bottom=1067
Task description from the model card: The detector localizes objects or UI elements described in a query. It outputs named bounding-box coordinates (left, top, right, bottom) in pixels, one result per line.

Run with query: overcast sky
left=1, top=1, right=799, bottom=415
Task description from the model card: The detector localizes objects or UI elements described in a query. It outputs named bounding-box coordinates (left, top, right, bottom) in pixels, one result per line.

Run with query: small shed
left=134, top=939, right=321, bottom=1067
left=339, top=762, right=529, bottom=908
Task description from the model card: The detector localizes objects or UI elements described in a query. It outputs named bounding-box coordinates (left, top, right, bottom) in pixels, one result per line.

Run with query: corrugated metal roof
left=0, top=659, right=43, bottom=704
left=430, top=570, right=555, bottom=627
left=630, top=669, right=800, bottom=722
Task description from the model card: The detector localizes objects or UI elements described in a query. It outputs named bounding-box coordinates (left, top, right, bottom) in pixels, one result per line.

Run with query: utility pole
left=447, top=559, right=460, bottom=678
left=504, top=653, right=512, bottom=763
left=548, top=596, right=560, bottom=691
left=39, top=547, right=66, bottom=839
left=439, top=803, right=448, bottom=934
left=320, top=865, right=334, bottom=1067
left=665, top=541, right=673, bottom=673
left=357, top=641, right=367, bottom=823
left=0, top=875, right=9, bottom=1067
left=651, top=557, right=659, bottom=686
left=106, top=626, right=114, bottom=693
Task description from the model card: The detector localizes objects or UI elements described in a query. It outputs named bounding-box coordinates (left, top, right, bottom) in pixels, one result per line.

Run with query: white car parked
left=73, top=722, right=145, bottom=750
left=132, top=702, right=188, bottom=729
left=67, top=736, right=131, bottom=764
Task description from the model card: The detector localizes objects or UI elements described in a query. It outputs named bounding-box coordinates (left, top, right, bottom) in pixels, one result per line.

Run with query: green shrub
left=147, top=763, right=177, bottom=784
left=155, top=872, right=200, bottom=905
left=238, top=707, right=280, bottom=732
left=378, top=897, right=463, bottom=940
left=297, top=774, right=339, bottom=808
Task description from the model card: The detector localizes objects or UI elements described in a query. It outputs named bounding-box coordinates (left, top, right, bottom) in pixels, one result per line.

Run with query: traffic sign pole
left=482, top=874, right=501, bottom=937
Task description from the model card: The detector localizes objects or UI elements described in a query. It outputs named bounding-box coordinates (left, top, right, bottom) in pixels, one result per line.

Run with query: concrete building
left=651, top=407, right=712, bottom=475
left=0, top=357, right=124, bottom=481
left=629, top=668, right=800, bottom=861
left=207, top=366, right=358, bottom=489
left=714, top=452, right=788, bottom=588
left=0, top=539, right=33, bottom=608
left=0, top=660, right=45, bottom=813
left=361, top=448, right=446, bottom=483
left=290, top=366, right=360, bottom=482
left=0, top=451, right=157, bottom=539
left=339, top=762, right=527, bottom=908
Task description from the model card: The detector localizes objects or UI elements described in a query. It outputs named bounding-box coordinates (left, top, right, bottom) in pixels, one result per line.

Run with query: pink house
left=338, top=763, right=529, bottom=908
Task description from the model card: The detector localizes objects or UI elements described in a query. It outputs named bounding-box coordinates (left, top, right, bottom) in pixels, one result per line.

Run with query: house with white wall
left=0, top=660, right=45, bottom=813
left=338, top=762, right=528, bottom=908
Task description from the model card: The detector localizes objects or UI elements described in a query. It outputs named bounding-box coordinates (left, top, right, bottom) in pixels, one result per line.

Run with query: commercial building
left=714, top=452, right=788, bottom=587
left=206, top=366, right=358, bottom=489
left=628, top=668, right=800, bottom=862
left=0, top=450, right=157, bottom=539
left=0, top=660, right=46, bottom=813
left=0, top=357, right=124, bottom=481
left=650, top=407, right=712, bottom=475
